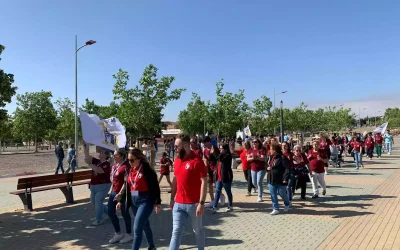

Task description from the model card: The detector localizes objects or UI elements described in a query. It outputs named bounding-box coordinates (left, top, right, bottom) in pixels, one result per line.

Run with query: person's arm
left=83, top=142, right=93, bottom=164
left=169, top=177, right=177, bottom=209
left=146, top=166, right=161, bottom=205
left=282, top=157, right=290, bottom=183
left=91, top=162, right=105, bottom=173
left=247, top=151, right=254, bottom=161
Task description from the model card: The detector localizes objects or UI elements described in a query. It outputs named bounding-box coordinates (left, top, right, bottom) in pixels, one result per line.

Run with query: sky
left=1, top=0, right=400, bottom=122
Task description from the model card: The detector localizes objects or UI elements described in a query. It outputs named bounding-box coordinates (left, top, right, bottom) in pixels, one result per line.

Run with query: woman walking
left=83, top=142, right=112, bottom=226
left=117, top=149, right=161, bottom=250
left=307, top=141, right=328, bottom=199
left=351, top=137, right=364, bottom=169
left=108, top=149, right=133, bottom=244
left=210, top=144, right=233, bottom=213
left=247, top=138, right=267, bottom=202
left=365, top=136, right=375, bottom=160
left=235, top=141, right=256, bottom=196
left=282, top=142, right=295, bottom=202
left=267, top=143, right=290, bottom=215
left=293, top=145, right=310, bottom=200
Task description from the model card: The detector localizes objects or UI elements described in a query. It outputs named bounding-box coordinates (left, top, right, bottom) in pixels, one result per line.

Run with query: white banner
left=373, top=122, right=388, bottom=134
left=80, top=111, right=127, bottom=151
left=243, top=125, right=252, bottom=137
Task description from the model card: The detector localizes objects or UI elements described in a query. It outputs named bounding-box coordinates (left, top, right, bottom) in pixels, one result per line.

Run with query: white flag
left=205, top=131, right=209, bottom=136
left=80, top=111, right=127, bottom=151
left=373, top=122, right=388, bottom=134
left=243, top=125, right=252, bottom=137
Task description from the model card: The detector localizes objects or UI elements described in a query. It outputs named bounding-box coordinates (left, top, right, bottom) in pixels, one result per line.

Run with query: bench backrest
left=16, top=170, right=93, bottom=190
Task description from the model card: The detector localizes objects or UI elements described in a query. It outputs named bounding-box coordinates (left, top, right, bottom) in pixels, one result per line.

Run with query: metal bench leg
left=59, top=186, right=74, bottom=204
left=18, top=193, right=33, bottom=211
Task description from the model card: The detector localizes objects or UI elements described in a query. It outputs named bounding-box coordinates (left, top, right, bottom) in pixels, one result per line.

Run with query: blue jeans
left=213, top=181, right=233, bottom=208
left=386, top=142, right=392, bottom=153
left=108, top=191, right=131, bottom=234
left=169, top=203, right=205, bottom=250
left=55, top=158, right=64, bottom=174
left=90, top=183, right=111, bottom=221
left=131, top=193, right=155, bottom=250
left=251, top=170, right=266, bottom=199
left=268, top=184, right=290, bottom=210
left=354, top=150, right=360, bottom=169
left=287, top=173, right=296, bottom=201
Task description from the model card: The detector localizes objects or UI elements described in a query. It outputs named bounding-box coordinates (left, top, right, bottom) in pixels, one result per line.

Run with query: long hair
left=128, top=148, right=150, bottom=168
left=221, top=144, right=231, bottom=156
left=271, top=142, right=283, bottom=155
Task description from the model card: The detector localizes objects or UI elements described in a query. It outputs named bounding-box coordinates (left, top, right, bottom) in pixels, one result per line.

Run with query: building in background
left=161, top=121, right=181, bottom=138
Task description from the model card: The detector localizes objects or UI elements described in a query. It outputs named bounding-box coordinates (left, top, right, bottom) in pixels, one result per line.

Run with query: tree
left=384, top=107, right=400, bottom=128
left=0, top=45, right=18, bottom=122
left=54, top=98, right=75, bottom=141
left=248, top=95, right=273, bottom=136
left=0, top=115, right=13, bottom=151
left=112, top=65, right=186, bottom=138
left=13, top=91, right=57, bottom=152
left=177, top=93, right=210, bottom=135
left=81, top=98, right=119, bottom=119
left=208, top=80, right=248, bottom=137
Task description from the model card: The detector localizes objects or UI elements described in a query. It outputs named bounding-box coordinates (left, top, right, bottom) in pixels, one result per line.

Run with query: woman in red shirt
left=282, top=142, right=295, bottom=202
left=307, top=140, right=328, bottom=199
left=107, top=148, right=132, bottom=244
left=235, top=141, right=255, bottom=196
left=247, top=138, right=267, bottom=202
left=83, top=142, right=112, bottom=226
left=293, top=145, right=310, bottom=200
left=117, top=149, right=161, bottom=250
left=351, top=137, right=364, bottom=169
left=365, top=136, right=375, bottom=160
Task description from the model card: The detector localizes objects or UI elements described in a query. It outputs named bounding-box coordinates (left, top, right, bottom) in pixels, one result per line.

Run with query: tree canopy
left=0, top=44, right=18, bottom=122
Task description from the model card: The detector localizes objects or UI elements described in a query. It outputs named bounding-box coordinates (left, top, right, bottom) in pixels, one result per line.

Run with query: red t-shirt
left=283, top=152, right=295, bottom=170
left=365, top=140, right=374, bottom=149
left=374, top=135, right=383, bottom=144
left=160, top=157, right=171, bottom=175
left=90, top=158, right=111, bottom=185
left=174, top=151, right=208, bottom=204
left=353, top=141, right=362, bottom=152
left=236, top=148, right=249, bottom=170
left=128, top=165, right=148, bottom=192
left=111, top=161, right=128, bottom=193
left=307, top=149, right=327, bottom=173
left=319, top=140, right=328, bottom=151
left=192, top=148, right=203, bottom=160
left=217, top=162, right=222, bottom=181
left=248, top=147, right=266, bottom=171
left=203, top=146, right=219, bottom=172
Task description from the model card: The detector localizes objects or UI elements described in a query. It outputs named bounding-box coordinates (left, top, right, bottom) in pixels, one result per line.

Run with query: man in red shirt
left=307, top=141, right=328, bottom=199
left=169, top=134, right=208, bottom=250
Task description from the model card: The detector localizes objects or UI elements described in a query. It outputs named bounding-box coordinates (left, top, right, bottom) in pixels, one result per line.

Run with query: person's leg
left=300, top=180, right=307, bottom=199
left=311, top=172, right=319, bottom=196
left=268, top=184, right=279, bottom=210
left=287, top=173, right=295, bottom=201
left=120, top=200, right=132, bottom=234
left=95, top=183, right=111, bottom=221
left=169, top=203, right=188, bottom=250
left=208, top=172, right=215, bottom=202
left=223, top=182, right=233, bottom=207
left=166, top=175, right=173, bottom=188
left=388, top=142, right=392, bottom=153
left=55, top=158, right=61, bottom=174
left=90, top=186, right=96, bottom=216
left=243, top=170, right=249, bottom=182
left=277, top=185, right=290, bottom=207
left=158, top=174, right=163, bottom=184
left=354, top=151, right=360, bottom=169
left=248, top=169, right=255, bottom=191
left=60, top=159, right=64, bottom=174
left=377, top=145, right=382, bottom=157
left=187, top=204, right=205, bottom=250
left=107, top=192, right=121, bottom=233
left=251, top=170, right=257, bottom=189
left=317, top=173, right=326, bottom=192
left=257, top=170, right=266, bottom=199
left=213, top=180, right=223, bottom=208
left=132, top=198, right=155, bottom=250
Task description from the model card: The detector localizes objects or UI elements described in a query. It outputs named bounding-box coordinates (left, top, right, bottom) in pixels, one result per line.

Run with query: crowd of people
left=76, top=128, right=395, bottom=250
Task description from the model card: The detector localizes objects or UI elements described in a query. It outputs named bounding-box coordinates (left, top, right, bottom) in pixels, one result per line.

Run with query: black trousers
left=367, top=148, right=374, bottom=158
left=243, top=169, right=255, bottom=192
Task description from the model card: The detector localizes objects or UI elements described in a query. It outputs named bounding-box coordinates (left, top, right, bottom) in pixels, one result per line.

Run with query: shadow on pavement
left=0, top=197, right=243, bottom=250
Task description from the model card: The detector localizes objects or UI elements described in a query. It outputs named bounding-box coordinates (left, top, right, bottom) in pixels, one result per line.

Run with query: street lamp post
left=375, top=111, right=381, bottom=127
left=358, top=107, right=366, bottom=128
left=280, top=100, right=284, bottom=143
left=274, top=89, right=287, bottom=135
left=75, top=35, right=96, bottom=163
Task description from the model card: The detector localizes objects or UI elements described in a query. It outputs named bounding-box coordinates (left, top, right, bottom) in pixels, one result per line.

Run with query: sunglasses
left=128, top=159, right=136, bottom=163
left=253, top=141, right=259, bottom=143
left=295, top=150, right=301, bottom=152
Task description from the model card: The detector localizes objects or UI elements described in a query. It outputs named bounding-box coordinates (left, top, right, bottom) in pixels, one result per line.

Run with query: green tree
left=0, top=115, right=13, bottom=151
left=13, top=91, right=57, bottom=152
left=112, top=65, right=186, bottom=138
left=248, top=95, right=273, bottom=136
left=54, top=98, right=75, bottom=141
left=177, top=93, right=210, bottom=135
left=81, top=98, right=119, bottom=119
left=384, top=107, right=400, bottom=128
left=0, top=45, right=18, bottom=122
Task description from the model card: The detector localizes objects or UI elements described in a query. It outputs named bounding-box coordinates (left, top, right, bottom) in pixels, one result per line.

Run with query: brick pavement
left=0, top=143, right=399, bottom=249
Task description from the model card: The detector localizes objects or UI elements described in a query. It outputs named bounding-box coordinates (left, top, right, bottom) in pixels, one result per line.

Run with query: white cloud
left=307, top=94, right=400, bottom=118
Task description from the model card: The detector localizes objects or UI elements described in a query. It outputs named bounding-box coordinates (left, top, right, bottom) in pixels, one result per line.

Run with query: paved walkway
left=0, top=142, right=399, bottom=249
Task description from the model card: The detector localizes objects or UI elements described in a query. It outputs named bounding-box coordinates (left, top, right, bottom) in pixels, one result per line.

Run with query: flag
left=80, top=111, right=127, bottom=151
left=205, top=131, right=208, bottom=136
left=243, top=125, right=252, bottom=137
left=373, top=122, right=388, bottom=135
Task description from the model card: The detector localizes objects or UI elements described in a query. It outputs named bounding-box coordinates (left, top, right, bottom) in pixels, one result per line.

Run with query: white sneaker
left=208, top=207, right=217, bottom=214
left=220, top=194, right=226, bottom=206
left=91, top=220, right=103, bottom=226
left=205, top=202, right=214, bottom=208
left=257, top=198, right=263, bottom=202
left=226, top=207, right=233, bottom=212
left=284, top=206, right=289, bottom=212
left=270, top=210, right=279, bottom=215
left=119, top=233, right=133, bottom=244
left=109, top=233, right=124, bottom=244
left=246, top=192, right=251, bottom=196
left=325, top=172, right=328, bottom=175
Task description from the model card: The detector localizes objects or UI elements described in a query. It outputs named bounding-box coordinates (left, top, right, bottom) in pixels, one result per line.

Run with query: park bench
left=37, top=145, right=50, bottom=150
left=10, top=170, right=92, bottom=211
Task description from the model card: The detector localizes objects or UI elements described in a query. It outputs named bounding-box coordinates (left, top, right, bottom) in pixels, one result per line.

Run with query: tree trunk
left=34, top=134, right=38, bottom=153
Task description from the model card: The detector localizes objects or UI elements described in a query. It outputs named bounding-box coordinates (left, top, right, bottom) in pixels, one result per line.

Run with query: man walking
left=384, top=130, right=394, bottom=155
left=55, top=142, right=65, bottom=174
left=169, top=134, right=208, bottom=250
